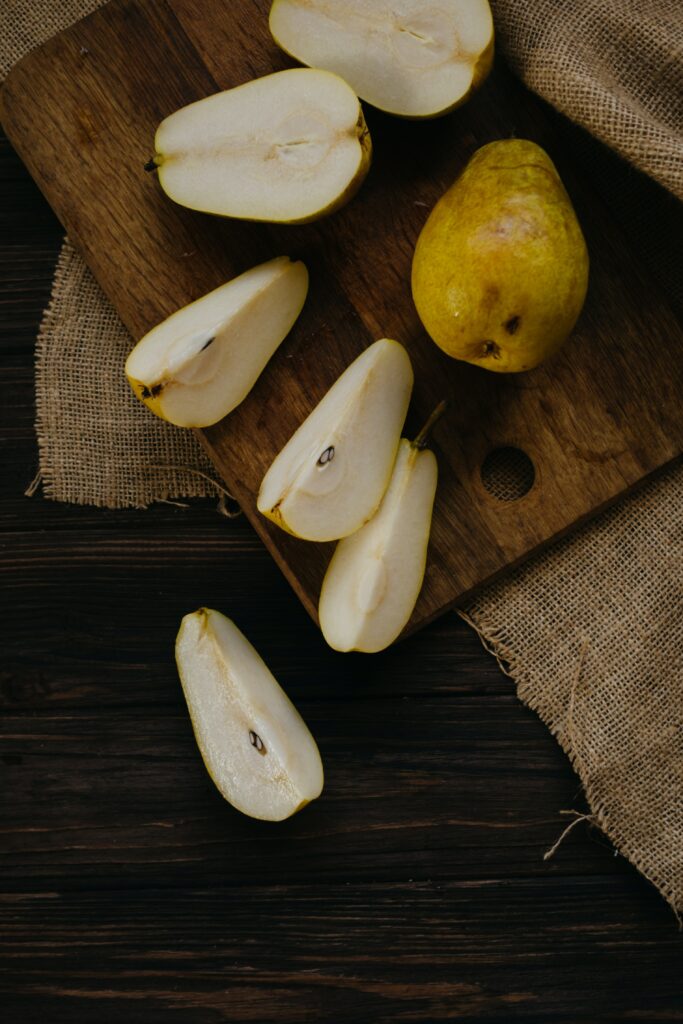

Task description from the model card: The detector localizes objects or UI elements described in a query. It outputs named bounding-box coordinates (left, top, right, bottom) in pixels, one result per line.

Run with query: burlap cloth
left=3, top=1, right=682, bottom=913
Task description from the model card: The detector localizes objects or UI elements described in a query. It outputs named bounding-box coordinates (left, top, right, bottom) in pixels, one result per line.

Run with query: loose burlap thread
left=462, top=460, right=683, bottom=914
left=3, top=0, right=682, bottom=912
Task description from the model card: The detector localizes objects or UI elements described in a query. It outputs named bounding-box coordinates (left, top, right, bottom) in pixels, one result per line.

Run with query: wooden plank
left=1, top=0, right=682, bottom=636
left=1, top=882, right=680, bottom=1022
left=0, top=697, right=619, bottom=886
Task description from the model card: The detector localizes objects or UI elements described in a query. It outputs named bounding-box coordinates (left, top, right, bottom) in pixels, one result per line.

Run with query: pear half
left=148, top=69, right=372, bottom=223
left=269, top=0, right=494, bottom=119
left=318, top=405, right=442, bottom=653
left=176, top=608, right=323, bottom=821
left=125, top=257, right=308, bottom=427
left=258, top=339, right=413, bottom=542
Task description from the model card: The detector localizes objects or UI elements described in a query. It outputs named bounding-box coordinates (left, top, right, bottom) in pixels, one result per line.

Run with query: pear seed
left=200, top=336, right=216, bottom=352
left=317, top=446, right=335, bottom=466
left=249, top=730, right=266, bottom=755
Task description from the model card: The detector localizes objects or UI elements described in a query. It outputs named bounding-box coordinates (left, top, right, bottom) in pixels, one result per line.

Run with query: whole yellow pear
left=411, top=139, right=589, bottom=372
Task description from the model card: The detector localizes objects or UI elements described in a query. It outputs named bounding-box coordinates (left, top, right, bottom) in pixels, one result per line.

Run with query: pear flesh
left=411, top=139, right=590, bottom=373
left=257, top=339, right=413, bottom=542
left=125, top=257, right=308, bottom=427
left=269, top=0, right=494, bottom=118
left=319, top=436, right=438, bottom=653
left=176, top=608, right=323, bottom=821
left=150, top=69, right=371, bottom=223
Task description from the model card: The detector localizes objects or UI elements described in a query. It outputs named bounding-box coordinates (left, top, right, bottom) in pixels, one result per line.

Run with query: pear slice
left=257, top=339, right=413, bottom=542
left=147, top=69, right=372, bottom=223
left=318, top=404, right=444, bottom=653
left=125, top=256, right=308, bottom=428
left=176, top=608, right=324, bottom=821
left=269, top=0, right=494, bottom=119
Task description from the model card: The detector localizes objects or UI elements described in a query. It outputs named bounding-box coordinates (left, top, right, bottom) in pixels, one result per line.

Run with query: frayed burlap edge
left=460, top=609, right=683, bottom=922
left=33, top=240, right=216, bottom=508
left=459, top=457, right=683, bottom=918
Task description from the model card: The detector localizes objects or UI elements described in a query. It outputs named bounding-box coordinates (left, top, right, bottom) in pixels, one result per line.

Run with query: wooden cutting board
left=2, top=0, right=682, bottom=632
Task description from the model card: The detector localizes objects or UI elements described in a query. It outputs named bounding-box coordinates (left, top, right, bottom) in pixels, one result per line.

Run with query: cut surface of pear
left=176, top=608, right=323, bottom=821
left=125, top=256, right=308, bottom=427
left=319, top=432, right=438, bottom=653
left=257, top=339, right=413, bottom=542
left=269, top=0, right=494, bottom=118
left=149, top=69, right=371, bottom=223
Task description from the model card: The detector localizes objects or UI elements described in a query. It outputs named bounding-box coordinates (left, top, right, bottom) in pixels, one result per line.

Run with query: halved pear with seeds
left=147, top=68, right=372, bottom=223
left=319, top=405, right=442, bottom=653
left=176, top=608, right=324, bottom=821
left=257, top=338, right=413, bottom=542
left=125, top=256, right=308, bottom=428
left=269, top=0, right=494, bottom=119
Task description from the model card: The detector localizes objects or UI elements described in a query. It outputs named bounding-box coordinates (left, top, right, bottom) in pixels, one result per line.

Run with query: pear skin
left=411, top=140, right=589, bottom=372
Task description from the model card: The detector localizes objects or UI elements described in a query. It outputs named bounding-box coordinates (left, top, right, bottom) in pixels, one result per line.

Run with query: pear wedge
left=269, top=0, right=494, bottom=119
left=318, top=404, right=443, bottom=653
left=125, top=257, right=308, bottom=428
left=176, top=608, right=323, bottom=821
left=148, top=68, right=372, bottom=223
left=258, top=339, right=413, bottom=542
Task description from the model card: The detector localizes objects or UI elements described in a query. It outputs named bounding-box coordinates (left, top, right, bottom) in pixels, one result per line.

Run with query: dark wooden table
left=2, top=114, right=682, bottom=1021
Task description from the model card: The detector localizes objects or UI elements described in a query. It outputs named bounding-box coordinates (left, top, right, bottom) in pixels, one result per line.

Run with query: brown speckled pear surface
left=412, top=139, right=589, bottom=372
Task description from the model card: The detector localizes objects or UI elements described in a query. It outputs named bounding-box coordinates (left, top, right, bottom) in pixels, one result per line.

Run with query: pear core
left=257, top=339, right=414, bottom=542
left=125, top=256, right=308, bottom=427
left=176, top=608, right=323, bottom=821
left=152, top=68, right=371, bottom=223
left=269, top=0, right=494, bottom=118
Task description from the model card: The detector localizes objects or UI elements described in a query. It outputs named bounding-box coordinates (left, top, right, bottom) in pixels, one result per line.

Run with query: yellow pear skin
left=411, top=140, right=589, bottom=373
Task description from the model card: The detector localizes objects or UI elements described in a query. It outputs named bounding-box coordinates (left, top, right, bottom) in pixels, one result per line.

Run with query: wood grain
left=1, top=881, right=680, bottom=1023
left=3, top=120, right=683, bottom=1021
left=1, top=0, right=682, bottom=633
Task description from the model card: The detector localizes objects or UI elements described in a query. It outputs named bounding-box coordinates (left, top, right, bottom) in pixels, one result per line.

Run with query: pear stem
left=412, top=400, right=448, bottom=450
left=144, top=157, right=159, bottom=173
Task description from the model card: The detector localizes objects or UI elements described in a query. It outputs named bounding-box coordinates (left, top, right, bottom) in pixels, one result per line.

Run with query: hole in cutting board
left=481, top=447, right=535, bottom=501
